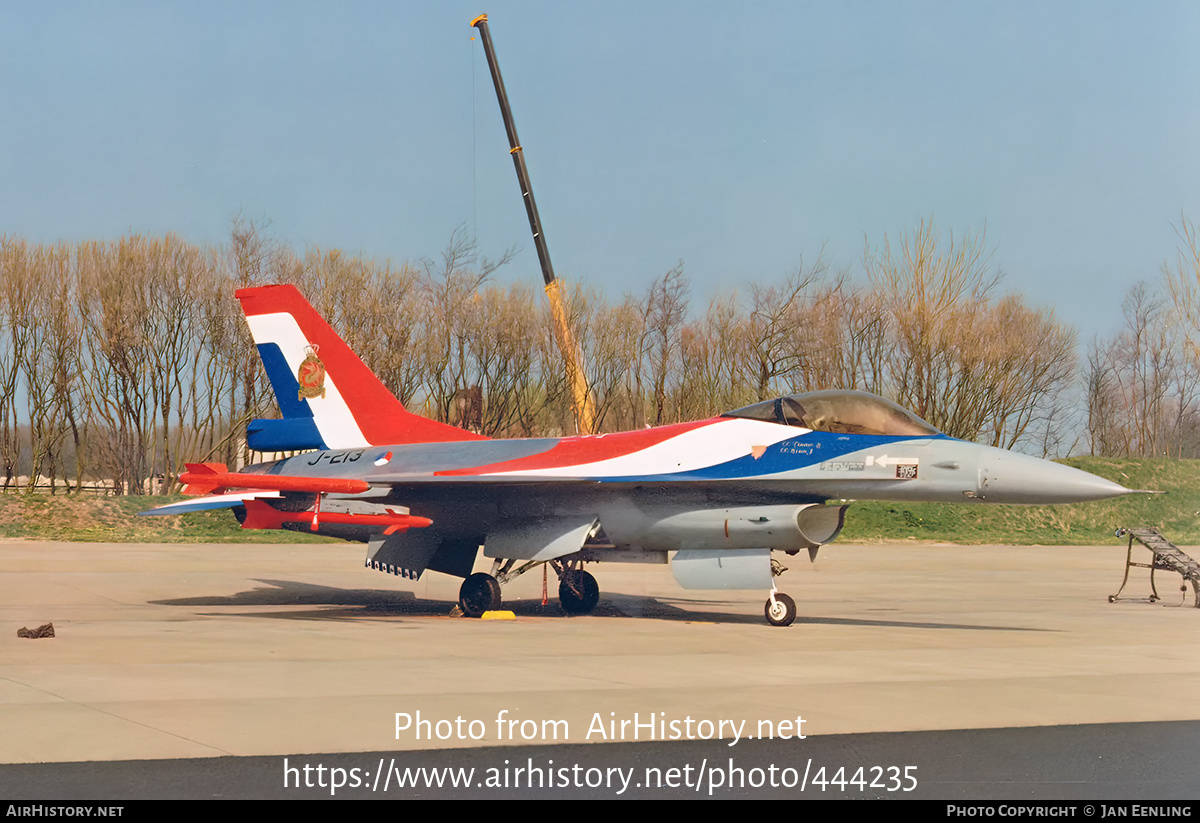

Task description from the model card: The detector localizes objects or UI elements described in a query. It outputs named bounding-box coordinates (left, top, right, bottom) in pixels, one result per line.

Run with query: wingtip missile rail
left=179, top=463, right=372, bottom=496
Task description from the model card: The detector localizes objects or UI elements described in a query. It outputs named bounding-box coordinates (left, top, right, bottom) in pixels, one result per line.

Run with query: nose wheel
left=764, top=592, right=796, bottom=627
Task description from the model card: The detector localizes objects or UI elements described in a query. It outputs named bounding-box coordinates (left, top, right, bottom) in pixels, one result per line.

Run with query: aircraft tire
left=764, top=592, right=796, bottom=627
left=459, top=573, right=502, bottom=618
left=558, top=569, right=600, bottom=615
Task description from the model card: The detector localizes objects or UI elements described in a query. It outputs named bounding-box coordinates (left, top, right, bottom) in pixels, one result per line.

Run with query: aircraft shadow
left=150, top=578, right=1044, bottom=631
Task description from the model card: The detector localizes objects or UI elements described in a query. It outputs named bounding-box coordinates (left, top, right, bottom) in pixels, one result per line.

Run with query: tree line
left=1086, top=215, right=1200, bottom=458
left=3, top=215, right=1175, bottom=495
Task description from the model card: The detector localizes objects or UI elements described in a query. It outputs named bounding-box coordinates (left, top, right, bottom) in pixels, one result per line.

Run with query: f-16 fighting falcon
left=144, top=285, right=1132, bottom=626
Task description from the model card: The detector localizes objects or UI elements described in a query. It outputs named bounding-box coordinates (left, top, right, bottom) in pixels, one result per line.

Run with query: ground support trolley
left=1111, top=527, right=1200, bottom=608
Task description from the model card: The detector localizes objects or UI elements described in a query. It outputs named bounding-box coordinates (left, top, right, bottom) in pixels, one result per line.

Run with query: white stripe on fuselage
left=489, top=418, right=802, bottom=478
left=245, top=312, right=370, bottom=449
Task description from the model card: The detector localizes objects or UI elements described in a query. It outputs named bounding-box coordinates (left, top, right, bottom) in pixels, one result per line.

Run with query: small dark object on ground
left=17, top=623, right=55, bottom=639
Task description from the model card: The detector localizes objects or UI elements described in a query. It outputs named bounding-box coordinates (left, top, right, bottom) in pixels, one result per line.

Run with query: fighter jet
left=144, top=284, right=1132, bottom=626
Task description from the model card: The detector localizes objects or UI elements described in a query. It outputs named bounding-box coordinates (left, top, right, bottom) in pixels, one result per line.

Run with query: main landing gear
left=458, top=573, right=502, bottom=617
left=558, top=567, right=599, bottom=615
left=456, top=559, right=601, bottom=618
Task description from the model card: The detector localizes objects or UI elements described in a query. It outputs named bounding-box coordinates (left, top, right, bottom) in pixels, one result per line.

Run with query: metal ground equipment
left=1111, top=527, right=1200, bottom=608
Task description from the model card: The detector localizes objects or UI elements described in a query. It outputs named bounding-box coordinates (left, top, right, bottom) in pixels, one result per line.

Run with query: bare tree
left=864, top=220, right=999, bottom=431
left=739, top=259, right=826, bottom=402
left=1088, top=281, right=1200, bottom=457
left=642, top=263, right=690, bottom=426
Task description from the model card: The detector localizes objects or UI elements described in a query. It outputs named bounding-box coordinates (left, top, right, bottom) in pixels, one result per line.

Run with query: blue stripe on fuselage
left=594, top=432, right=949, bottom=482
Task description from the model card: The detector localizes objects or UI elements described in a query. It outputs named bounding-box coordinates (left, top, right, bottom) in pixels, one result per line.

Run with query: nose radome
left=979, top=449, right=1131, bottom=504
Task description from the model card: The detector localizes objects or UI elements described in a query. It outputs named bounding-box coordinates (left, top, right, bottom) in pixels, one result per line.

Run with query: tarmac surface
left=2, top=538, right=1198, bottom=799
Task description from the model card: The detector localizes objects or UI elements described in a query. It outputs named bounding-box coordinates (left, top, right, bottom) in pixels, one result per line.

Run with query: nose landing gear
left=764, top=556, right=796, bottom=627
left=764, top=591, right=796, bottom=627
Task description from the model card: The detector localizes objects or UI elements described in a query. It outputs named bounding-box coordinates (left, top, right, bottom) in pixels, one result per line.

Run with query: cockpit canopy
left=722, top=390, right=941, bottom=437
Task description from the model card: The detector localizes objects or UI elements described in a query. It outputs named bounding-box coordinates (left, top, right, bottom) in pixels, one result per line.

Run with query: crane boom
left=471, top=13, right=597, bottom=434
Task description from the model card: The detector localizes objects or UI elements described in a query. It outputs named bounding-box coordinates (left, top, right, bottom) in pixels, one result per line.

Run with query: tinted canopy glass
left=722, top=390, right=940, bottom=436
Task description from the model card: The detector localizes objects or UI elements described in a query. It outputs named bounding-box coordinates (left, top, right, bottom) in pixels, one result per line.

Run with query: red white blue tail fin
left=237, top=285, right=487, bottom=449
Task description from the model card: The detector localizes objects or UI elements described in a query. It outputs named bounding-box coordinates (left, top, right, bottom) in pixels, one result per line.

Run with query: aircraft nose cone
left=979, top=450, right=1130, bottom=504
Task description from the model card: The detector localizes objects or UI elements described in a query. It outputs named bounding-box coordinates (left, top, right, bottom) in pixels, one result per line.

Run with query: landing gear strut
left=458, top=573, right=502, bottom=617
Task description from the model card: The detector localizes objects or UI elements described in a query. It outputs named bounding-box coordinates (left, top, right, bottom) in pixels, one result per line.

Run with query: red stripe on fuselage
left=434, top=418, right=719, bottom=476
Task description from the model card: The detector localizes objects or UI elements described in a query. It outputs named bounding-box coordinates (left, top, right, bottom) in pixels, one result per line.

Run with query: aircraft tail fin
left=237, top=284, right=487, bottom=450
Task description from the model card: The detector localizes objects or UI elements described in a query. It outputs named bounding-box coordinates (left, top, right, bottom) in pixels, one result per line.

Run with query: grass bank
left=0, top=494, right=333, bottom=543
left=0, top=457, right=1194, bottom=545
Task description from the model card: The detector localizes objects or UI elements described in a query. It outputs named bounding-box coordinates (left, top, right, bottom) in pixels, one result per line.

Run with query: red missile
left=180, top=463, right=370, bottom=496
left=241, top=499, right=432, bottom=535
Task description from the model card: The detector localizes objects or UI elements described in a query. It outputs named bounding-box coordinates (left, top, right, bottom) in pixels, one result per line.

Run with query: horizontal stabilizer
left=139, top=491, right=281, bottom=517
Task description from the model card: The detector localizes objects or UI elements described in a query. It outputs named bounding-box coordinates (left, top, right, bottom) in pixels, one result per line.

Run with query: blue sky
left=2, top=1, right=1198, bottom=342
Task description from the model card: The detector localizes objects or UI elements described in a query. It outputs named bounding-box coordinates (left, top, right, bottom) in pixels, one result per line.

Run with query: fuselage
left=246, top=412, right=1129, bottom=549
